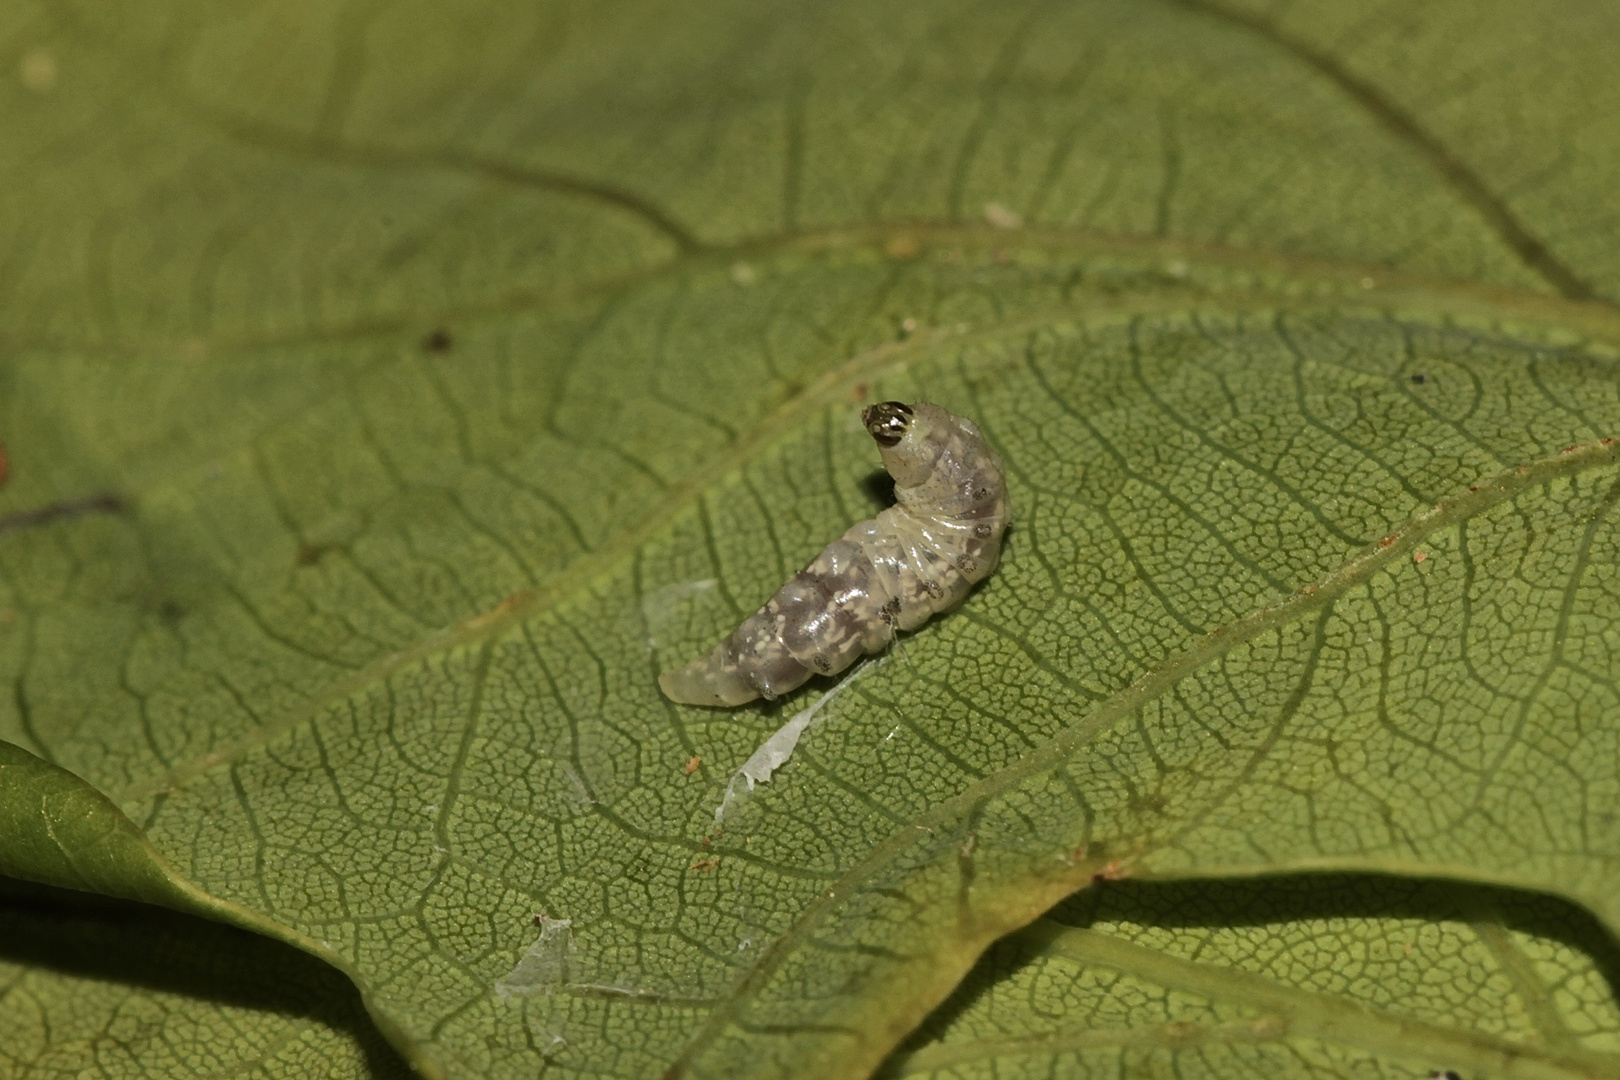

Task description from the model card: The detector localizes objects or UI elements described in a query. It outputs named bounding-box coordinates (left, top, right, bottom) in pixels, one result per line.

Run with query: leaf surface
left=0, top=876, right=415, bottom=1080
left=881, top=877, right=1620, bottom=1079
left=2, top=1, right=1619, bottom=1078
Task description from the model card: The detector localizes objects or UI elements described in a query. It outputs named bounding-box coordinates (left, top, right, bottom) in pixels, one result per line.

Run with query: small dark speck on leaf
left=296, top=544, right=326, bottom=566
left=1411, top=373, right=1428, bottom=384
left=159, top=601, right=187, bottom=624
left=0, top=441, right=9, bottom=487
left=423, top=328, right=453, bottom=353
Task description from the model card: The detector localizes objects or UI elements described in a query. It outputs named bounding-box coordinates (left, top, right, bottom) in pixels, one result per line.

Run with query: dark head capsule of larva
left=658, top=400, right=1009, bottom=707
left=863, top=400, right=913, bottom=447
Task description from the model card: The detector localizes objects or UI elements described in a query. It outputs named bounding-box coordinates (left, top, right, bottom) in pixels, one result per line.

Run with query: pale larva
left=659, top=401, right=1009, bottom=707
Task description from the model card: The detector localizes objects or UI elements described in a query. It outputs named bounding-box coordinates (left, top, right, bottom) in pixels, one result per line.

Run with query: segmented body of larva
left=658, top=401, right=1009, bottom=707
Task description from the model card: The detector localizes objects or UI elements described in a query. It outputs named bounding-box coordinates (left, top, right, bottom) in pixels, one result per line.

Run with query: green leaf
left=2, top=1, right=1619, bottom=1078
left=881, top=876, right=1620, bottom=1079
left=0, top=737, right=192, bottom=904
left=0, top=876, right=416, bottom=1080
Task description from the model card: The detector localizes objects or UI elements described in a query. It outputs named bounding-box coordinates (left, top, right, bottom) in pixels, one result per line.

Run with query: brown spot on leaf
left=423, top=328, right=453, bottom=353
left=1091, top=860, right=1130, bottom=882
left=684, top=755, right=701, bottom=775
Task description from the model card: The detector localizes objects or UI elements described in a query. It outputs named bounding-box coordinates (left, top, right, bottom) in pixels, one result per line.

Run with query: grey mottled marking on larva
left=659, top=401, right=1009, bottom=707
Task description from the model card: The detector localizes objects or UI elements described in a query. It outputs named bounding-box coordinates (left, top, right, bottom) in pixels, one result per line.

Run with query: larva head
left=863, top=400, right=951, bottom=488
left=862, top=401, right=914, bottom=447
